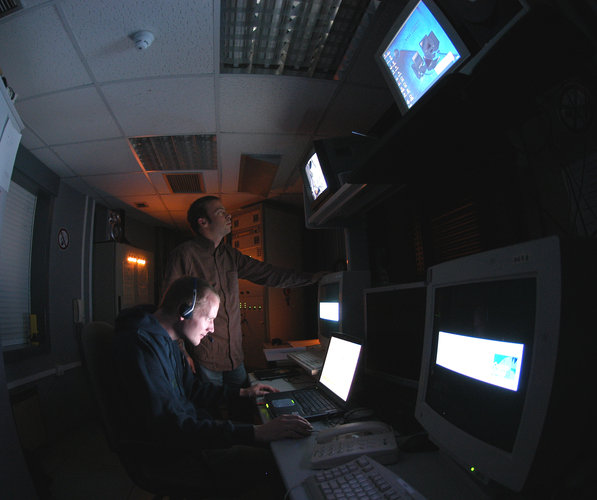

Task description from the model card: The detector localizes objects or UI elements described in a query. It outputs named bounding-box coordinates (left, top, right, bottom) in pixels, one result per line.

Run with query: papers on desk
left=263, top=346, right=306, bottom=362
left=263, top=339, right=320, bottom=362
left=288, top=339, right=320, bottom=348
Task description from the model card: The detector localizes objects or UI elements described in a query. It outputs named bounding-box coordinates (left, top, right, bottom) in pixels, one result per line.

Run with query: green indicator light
left=470, top=466, right=476, bottom=473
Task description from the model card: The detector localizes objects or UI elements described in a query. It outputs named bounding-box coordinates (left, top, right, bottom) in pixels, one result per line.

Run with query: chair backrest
left=81, top=321, right=120, bottom=450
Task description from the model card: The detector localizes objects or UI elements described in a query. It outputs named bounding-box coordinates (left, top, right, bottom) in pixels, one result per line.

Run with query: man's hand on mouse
left=254, top=414, right=313, bottom=442
left=240, top=383, right=279, bottom=398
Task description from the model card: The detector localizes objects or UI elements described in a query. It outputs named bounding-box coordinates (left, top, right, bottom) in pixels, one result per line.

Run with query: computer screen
left=364, top=282, right=427, bottom=389
left=303, top=151, right=328, bottom=205
left=415, top=236, right=597, bottom=495
left=317, top=271, right=370, bottom=346
left=375, top=0, right=470, bottom=115
left=319, top=335, right=362, bottom=402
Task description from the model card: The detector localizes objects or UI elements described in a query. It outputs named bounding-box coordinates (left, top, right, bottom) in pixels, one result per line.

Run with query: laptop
left=264, top=335, right=362, bottom=420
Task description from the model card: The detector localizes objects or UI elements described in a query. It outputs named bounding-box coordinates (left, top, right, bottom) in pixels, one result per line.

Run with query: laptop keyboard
left=295, top=389, right=335, bottom=415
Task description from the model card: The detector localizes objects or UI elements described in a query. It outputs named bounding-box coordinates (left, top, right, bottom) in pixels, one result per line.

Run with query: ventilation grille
left=431, top=202, right=482, bottom=263
left=129, top=135, right=217, bottom=171
left=164, top=173, right=205, bottom=194
left=220, top=0, right=372, bottom=78
left=0, top=0, right=22, bottom=19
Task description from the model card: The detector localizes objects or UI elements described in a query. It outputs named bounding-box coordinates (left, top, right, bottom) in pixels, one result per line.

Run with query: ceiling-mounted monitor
left=375, top=0, right=470, bottom=115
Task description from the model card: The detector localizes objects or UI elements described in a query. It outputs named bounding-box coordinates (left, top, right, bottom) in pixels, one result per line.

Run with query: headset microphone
left=207, top=335, right=214, bottom=343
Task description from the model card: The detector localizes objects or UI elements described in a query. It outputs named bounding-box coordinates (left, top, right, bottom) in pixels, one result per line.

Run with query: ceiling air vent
left=164, top=173, right=205, bottom=194
left=0, top=0, right=22, bottom=19
left=129, top=135, right=217, bottom=171
left=238, top=154, right=280, bottom=197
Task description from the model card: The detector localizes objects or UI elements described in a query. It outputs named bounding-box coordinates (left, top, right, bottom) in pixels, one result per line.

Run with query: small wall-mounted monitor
left=375, top=0, right=470, bottom=115
left=301, top=135, right=377, bottom=228
left=317, top=271, right=370, bottom=347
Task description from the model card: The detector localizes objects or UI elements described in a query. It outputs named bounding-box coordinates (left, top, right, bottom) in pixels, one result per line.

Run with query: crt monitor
left=375, top=0, right=470, bottom=115
left=364, top=282, right=427, bottom=390
left=301, top=135, right=377, bottom=223
left=415, top=236, right=597, bottom=495
left=318, top=271, right=370, bottom=347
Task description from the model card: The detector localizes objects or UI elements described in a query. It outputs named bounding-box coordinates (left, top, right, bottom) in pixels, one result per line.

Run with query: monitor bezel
left=375, top=0, right=471, bottom=116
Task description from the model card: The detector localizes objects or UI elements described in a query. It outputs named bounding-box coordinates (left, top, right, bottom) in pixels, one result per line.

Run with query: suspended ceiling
left=0, top=0, right=397, bottom=231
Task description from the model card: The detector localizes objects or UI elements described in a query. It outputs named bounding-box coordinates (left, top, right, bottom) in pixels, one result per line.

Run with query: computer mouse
left=343, top=407, right=375, bottom=422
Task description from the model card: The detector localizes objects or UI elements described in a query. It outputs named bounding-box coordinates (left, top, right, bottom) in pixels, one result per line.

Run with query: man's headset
left=179, top=278, right=213, bottom=342
left=179, top=278, right=197, bottom=319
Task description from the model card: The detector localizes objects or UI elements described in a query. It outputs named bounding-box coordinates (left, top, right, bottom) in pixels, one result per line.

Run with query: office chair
left=80, top=321, right=216, bottom=500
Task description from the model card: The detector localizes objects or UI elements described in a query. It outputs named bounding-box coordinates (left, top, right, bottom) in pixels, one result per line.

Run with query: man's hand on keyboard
left=241, top=383, right=280, bottom=398
left=254, top=414, right=313, bottom=442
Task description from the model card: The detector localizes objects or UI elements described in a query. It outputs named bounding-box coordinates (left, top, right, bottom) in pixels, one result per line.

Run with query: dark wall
left=360, top=2, right=597, bottom=286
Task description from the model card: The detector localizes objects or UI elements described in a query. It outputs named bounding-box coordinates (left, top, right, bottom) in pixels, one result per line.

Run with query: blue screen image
left=382, top=1, right=463, bottom=110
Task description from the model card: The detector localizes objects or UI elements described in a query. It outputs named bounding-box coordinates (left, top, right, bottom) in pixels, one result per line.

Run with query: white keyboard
left=302, top=455, right=426, bottom=500
left=287, top=348, right=326, bottom=375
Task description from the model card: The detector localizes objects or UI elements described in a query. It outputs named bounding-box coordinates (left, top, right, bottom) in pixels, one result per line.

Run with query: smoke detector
left=131, top=30, right=155, bottom=50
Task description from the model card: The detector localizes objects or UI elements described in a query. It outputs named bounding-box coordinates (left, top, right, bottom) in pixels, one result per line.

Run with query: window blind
left=0, top=181, right=36, bottom=348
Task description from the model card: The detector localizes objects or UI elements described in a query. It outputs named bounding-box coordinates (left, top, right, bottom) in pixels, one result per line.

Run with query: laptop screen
left=318, top=336, right=362, bottom=401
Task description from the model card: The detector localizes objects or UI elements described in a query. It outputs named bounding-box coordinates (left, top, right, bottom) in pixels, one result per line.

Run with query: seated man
left=113, top=276, right=312, bottom=498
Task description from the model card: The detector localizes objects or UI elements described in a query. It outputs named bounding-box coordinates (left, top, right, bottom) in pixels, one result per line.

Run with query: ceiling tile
left=0, top=4, right=91, bottom=98
left=218, top=75, right=337, bottom=134
left=101, top=76, right=216, bottom=136
left=82, top=172, right=155, bottom=197
left=59, top=0, right=215, bottom=81
left=16, top=87, right=122, bottom=145
left=117, top=194, right=166, bottom=212
left=218, top=132, right=312, bottom=193
left=51, top=138, right=141, bottom=176
left=160, top=193, right=205, bottom=212
left=28, top=147, right=75, bottom=178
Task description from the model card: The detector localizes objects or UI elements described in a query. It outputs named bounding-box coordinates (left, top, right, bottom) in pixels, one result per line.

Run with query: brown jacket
left=162, top=235, right=315, bottom=371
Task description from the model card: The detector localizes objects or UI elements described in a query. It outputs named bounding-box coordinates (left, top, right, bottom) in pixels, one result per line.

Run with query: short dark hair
left=159, top=276, right=218, bottom=318
left=187, top=196, right=220, bottom=235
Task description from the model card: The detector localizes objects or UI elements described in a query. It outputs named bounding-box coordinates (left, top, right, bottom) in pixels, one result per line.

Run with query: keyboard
left=294, top=388, right=336, bottom=415
left=303, top=455, right=426, bottom=500
left=288, top=348, right=326, bottom=375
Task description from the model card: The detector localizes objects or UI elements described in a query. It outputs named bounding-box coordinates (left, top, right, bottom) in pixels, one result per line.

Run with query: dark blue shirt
left=113, top=307, right=255, bottom=452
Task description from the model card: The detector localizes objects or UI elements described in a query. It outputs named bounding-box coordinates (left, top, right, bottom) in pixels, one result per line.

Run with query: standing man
left=162, top=196, right=320, bottom=388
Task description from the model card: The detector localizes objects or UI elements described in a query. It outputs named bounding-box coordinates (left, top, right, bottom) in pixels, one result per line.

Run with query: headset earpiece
left=180, top=278, right=197, bottom=319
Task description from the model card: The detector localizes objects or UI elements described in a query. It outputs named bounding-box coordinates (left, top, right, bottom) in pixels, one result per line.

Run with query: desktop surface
left=253, top=374, right=492, bottom=500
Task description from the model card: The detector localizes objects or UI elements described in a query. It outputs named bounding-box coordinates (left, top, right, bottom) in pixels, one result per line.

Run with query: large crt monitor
left=318, top=271, right=370, bottom=346
left=415, top=236, right=597, bottom=495
left=376, top=0, right=470, bottom=115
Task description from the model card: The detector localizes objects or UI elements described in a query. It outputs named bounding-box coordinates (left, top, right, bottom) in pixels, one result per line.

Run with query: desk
left=253, top=375, right=492, bottom=500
